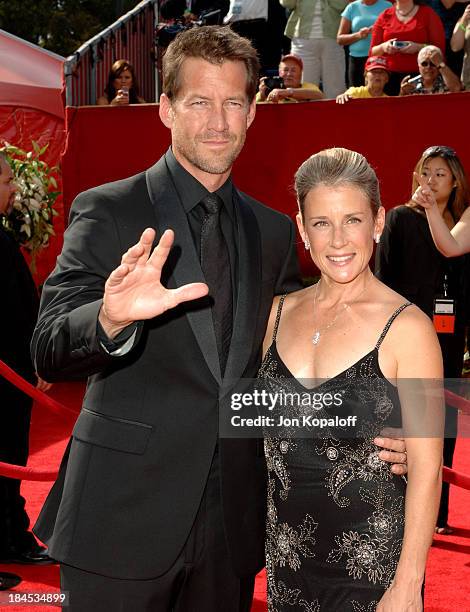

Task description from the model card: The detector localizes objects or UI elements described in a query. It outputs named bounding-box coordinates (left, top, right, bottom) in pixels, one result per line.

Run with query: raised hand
left=411, top=172, right=437, bottom=209
left=99, top=228, right=208, bottom=339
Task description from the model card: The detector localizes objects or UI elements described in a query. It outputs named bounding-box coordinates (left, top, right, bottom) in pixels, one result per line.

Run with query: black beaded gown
left=258, top=296, right=411, bottom=612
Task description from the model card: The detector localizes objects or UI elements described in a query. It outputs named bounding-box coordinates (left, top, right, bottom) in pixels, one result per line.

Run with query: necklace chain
left=311, top=278, right=371, bottom=345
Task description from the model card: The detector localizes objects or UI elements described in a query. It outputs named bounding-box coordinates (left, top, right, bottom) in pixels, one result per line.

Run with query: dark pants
left=348, top=56, right=367, bottom=88
left=0, top=386, right=33, bottom=553
left=60, top=449, right=256, bottom=611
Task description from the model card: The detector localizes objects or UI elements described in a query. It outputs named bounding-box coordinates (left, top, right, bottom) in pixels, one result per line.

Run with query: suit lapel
left=222, top=191, right=261, bottom=391
left=145, top=158, right=222, bottom=385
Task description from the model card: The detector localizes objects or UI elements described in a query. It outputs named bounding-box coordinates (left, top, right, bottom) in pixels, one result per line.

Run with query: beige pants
left=291, top=37, right=346, bottom=99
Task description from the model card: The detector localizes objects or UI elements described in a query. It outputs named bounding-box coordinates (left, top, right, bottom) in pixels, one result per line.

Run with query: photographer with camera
left=96, top=60, right=145, bottom=106
left=256, top=54, right=324, bottom=103
left=399, top=45, right=462, bottom=94
left=370, top=0, right=445, bottom=94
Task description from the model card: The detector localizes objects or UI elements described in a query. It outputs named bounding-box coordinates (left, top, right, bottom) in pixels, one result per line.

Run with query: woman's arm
left=451, top=6, right=470, bottom=52
left=377, top=310, right=443, bottom=611
left=426, top=206, right=470, bottom=256
left=337, top=17, right=371, bottom=45
left=412, top=173, right=470, bottom=256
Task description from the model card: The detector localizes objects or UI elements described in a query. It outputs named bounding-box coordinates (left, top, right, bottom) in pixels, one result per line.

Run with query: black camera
left=263, top=76, right=285, bottom=94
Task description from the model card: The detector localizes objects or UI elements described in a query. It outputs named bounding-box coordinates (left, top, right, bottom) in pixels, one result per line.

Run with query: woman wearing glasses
left=400, top=45, right=462, bottom=95
left=369, top=0, right=445, bottom=94
left=375, top=145, right=470, bottom=534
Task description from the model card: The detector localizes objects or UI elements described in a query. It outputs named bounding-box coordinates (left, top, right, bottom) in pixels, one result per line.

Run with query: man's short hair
left=162, top=26, right=260, bottom=102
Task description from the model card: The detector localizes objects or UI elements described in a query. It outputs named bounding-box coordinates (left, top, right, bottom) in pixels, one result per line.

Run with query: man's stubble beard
left=174, top=132, right=247, bottom=176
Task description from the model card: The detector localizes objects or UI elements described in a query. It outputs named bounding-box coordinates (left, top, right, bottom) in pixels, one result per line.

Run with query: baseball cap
left=280, top=54, right=303, bottom=70
left=364, top=56, right=389, bottom=73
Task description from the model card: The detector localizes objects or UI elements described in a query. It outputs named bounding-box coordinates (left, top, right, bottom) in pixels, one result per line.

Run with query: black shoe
left=0, top=545, right=55, bottom=565
left=0, top=572, right=22, bottom=590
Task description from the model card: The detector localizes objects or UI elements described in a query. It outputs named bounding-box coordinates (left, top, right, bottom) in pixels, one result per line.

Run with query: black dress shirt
left=98, top=148, right=239, bottom=350
left=164, top=147, right=239, bottom=305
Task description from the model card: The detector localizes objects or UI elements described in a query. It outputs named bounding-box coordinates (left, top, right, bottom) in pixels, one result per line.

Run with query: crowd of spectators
left=102, top=0, right=469, bottom=106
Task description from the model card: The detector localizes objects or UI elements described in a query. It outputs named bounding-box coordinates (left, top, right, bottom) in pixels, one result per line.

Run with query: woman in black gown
left=375, top=146, right=470, bottom=534
left=259, top=148, right=443, bottom=611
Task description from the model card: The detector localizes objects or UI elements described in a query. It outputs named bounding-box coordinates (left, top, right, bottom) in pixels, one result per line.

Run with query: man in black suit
left=32, top=26, right=300, bottom=611
left=0, top=153, right=51, bottom=566
left=32, top=26, right=406, bottom=611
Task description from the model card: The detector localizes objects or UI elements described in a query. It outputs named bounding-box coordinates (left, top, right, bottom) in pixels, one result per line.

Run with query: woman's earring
left=304, top=239, right=310, bottom=250
left=374, top=234, right=381, bottom=244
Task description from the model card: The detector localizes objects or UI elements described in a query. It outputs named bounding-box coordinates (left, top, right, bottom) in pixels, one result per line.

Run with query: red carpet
left=1, top=383, right=469, bottom=611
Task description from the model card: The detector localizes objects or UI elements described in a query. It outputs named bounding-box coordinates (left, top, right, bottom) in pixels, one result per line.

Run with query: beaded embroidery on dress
left=259, top=296, right=410, bottom=611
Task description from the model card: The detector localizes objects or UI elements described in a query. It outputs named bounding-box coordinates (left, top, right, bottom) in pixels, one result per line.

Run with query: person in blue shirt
left=337, top=0, right=392, bottom=86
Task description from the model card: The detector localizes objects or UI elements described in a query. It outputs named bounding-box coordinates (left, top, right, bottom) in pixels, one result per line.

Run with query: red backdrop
left=61, top=94, right=470, bottom=274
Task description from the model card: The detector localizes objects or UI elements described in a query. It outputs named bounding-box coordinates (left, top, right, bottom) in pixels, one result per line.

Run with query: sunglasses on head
left=422, top=145, right=457, bottom=159
left=420, top=60, right=437, bottom=68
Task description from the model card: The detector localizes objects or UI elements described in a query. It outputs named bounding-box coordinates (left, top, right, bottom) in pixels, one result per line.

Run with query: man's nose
left=208, top=105, right=229, bottom=131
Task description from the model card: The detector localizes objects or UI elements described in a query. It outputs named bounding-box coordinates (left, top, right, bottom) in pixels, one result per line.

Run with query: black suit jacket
left=32, top=156, right=301, bottom=579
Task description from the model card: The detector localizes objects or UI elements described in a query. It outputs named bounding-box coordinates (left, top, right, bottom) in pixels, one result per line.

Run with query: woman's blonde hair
left=295, top=148, right=381, bottom=219
left=409, top=146, right=469, bottom=221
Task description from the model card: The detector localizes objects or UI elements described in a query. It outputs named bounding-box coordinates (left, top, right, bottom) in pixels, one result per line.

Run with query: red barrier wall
left=62, top=94, right=470, bottom=274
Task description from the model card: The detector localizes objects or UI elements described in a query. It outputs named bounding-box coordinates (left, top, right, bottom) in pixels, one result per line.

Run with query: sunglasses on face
left=420, top=60, right=438, bottom=68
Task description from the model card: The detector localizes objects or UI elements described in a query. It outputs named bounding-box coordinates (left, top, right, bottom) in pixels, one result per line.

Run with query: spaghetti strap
left=375, top=302, right=412, bottom=349
left=272, top=294, right=287, bottom=342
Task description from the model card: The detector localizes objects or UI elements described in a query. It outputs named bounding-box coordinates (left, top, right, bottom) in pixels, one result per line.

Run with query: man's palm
left=102, top=228, right=208, bottom=330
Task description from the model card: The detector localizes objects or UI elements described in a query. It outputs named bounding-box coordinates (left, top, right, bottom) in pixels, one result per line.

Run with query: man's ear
left=246, top=98, right=256, bottom=129
left=159, top=93, right=174, bottom=128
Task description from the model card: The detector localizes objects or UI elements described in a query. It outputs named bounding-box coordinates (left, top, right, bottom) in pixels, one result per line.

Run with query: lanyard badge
left=433, top=298, right=455, bottom=333
left=433, top=275, right=455, bottom=334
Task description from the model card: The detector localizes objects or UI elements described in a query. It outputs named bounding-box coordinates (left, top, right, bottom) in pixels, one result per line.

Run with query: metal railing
left=64, top=0, right=158, bottom=106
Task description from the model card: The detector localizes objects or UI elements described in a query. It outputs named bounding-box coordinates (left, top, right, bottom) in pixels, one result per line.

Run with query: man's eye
left=313, top=221, right=328, bottom=228
left=347, top=217, right=361, bottom=224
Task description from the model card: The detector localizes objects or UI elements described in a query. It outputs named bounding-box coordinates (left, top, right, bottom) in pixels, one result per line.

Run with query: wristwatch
left=438, top=62, right=446, bottom=70
left=286, top=87, right=294, bottom=97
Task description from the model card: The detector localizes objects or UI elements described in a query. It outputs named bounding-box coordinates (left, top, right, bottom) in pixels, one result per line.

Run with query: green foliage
left=0, top=0, right=138, bottom=57
left=0, top=142, right=60, bottom=269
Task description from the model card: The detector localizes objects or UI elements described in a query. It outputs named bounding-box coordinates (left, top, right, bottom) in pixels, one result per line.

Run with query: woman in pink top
left=370, top=0, right=445, bottom=94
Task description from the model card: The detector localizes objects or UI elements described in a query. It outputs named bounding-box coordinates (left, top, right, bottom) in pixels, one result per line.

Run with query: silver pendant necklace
left=312, top=279, right=371, bottom=345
